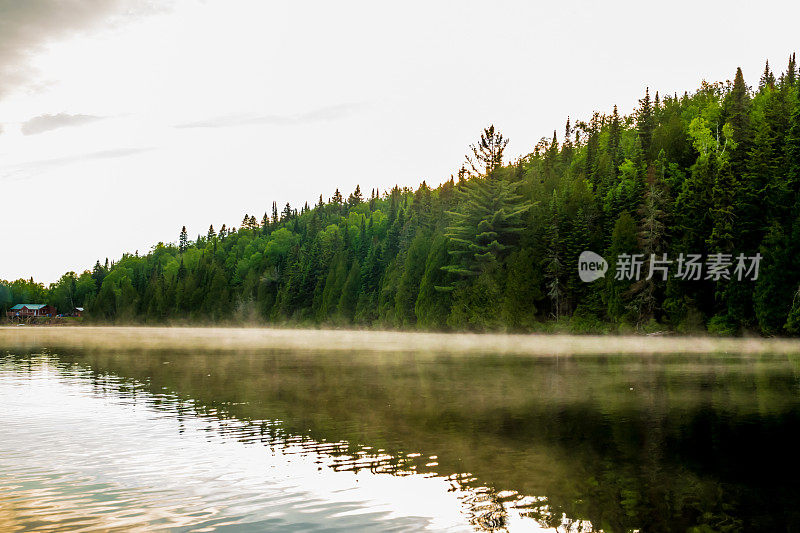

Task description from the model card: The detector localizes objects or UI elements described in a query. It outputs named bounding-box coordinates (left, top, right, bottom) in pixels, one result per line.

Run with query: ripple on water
left=0, top=354, right=568, bottom=532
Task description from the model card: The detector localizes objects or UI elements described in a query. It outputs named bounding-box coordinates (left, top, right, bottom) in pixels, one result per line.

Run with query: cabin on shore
left=6, top=304, right=57, bottom=318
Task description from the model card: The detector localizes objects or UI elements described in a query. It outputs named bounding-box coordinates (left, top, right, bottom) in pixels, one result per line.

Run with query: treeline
left=4, top=56, right=800, bottom=334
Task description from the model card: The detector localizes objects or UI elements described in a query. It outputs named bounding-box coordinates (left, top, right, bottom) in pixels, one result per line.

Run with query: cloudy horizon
left=2, top=0, right=799, bottom=284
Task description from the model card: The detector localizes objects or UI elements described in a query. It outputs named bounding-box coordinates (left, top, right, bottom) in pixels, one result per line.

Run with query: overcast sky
left=2, top=0, right=799, bottom=284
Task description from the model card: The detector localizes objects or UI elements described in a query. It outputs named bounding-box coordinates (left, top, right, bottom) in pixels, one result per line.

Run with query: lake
left=2, top=327, right=800, bottom=531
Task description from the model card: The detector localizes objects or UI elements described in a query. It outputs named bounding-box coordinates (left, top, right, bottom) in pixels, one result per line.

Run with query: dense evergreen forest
left=4, top=57, right=800, bottom=335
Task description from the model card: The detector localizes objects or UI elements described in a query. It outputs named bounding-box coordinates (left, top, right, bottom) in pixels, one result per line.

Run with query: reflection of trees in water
left=2, top=353, right=555, bottom=531
left=9, top=350, right=800, bottom=532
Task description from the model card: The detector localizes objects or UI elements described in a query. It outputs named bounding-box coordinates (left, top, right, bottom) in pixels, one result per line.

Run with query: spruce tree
left=584, top=112, right=601, bottom=183
left=605, top=212, right=639, bottom=323
left=726, top=67, right=752, bottom=176
left=332, top=188, right=343, bottom=207
left=177, top=257, right=187, bottom=281
left=543, top=130, right=559, bottom=182
left=636, top=165, right=670, bottom=322
left=348, top=185, right=363, bottom=207
left=544, top=191, right=565, bottom=319
left=561, top=117, right=573, bottom=166
left=501, top=247, right=542, bottom=329
left=788, top=69, right=800, bottom=210
left=414, top=234, right=452, bottom=329
left=607, top=105, right=622, bottom=173
left=786, top=53, right=797, bottom=87
left=394, top=231, right=431, bottom=326
left=179, top=226, right=188, bottom=254
left=759, top=60, right=776, bottom=90
left=337, top=259, right=361, bottom=321
left=708, top=158, right=736, bottom=253
left=637, top=87, right=655, bottom=161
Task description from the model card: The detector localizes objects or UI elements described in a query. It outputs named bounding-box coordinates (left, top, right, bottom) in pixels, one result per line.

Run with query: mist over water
left=2, top=328, right=800, bottom=531
left=4, top=326, right=800, bottom=356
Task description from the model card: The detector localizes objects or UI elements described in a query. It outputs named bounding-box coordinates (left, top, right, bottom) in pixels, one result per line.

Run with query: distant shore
left=2, top=326, right=800, bottom=356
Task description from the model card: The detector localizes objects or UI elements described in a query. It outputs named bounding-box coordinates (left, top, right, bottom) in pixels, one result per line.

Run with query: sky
left=2, top=0, right=799, bottom=284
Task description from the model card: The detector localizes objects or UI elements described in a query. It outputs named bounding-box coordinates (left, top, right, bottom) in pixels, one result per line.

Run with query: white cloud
left=0, top=1, right=168, bottom=99
left=21, top=113, right=104, bottom=135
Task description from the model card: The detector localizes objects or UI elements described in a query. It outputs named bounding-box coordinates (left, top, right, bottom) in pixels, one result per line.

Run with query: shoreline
left=2, top=326, right=800, bottom=355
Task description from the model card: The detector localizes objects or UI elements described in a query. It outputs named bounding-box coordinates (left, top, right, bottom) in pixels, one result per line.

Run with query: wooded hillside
left=5, top=57, right=800, bottom=335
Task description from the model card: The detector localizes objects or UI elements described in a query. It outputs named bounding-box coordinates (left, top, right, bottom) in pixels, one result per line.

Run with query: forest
left=4, top=56, right=800, bottom=335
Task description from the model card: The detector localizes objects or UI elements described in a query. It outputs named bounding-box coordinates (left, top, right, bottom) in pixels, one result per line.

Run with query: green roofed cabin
left=6, top=304, right=57, bottom=318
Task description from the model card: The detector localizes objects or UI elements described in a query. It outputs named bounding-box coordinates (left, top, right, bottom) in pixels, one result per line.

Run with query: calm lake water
left=2, top=342, right=800, bottom=531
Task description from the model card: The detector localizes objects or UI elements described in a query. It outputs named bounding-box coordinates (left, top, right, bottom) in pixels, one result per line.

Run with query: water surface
left=2, top=337, right=800, bottom=531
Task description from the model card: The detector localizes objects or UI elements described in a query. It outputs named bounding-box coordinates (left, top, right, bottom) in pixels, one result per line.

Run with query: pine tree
left=444, top=178, right=531, bottom=277
left=465, top=125, right=508, bottom=177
